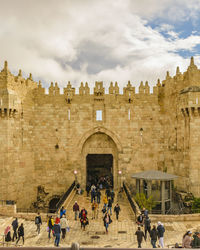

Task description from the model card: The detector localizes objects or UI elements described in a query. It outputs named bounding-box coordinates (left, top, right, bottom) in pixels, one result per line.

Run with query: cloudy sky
left=0, top=0, right=200, bottom=93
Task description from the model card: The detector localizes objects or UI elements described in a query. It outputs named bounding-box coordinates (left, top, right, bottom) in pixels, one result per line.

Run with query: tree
left=135, top=193, right=156, bottom=211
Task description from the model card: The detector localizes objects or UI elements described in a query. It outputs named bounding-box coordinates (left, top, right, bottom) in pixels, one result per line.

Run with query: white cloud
left=0, top=0, right=200, bottom=93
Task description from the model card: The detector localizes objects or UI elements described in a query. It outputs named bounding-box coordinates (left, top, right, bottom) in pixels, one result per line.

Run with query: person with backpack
left=35, top=212, right=42, bottom=234
left=11, top=218, right=18, bottom=241
left=103, top=212, right=112, bottom=233
left=157, top=221, right=165, bottom=248
left=144, top=215, right=151, bottom=240
left=60, top=215, right=69, bottom=240
left=47, top=215, right=54, bottom=239
left=53, top=217, right=61, bottom=247
left=16, top=223, right=24, bottom=245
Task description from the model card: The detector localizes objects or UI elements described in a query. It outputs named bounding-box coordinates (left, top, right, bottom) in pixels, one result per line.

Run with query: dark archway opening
left=49, top=197, right=60, bottom=213
left=86, top=154, right=113, bottom=188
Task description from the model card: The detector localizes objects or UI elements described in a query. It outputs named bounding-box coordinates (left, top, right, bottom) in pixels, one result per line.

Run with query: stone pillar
left=161, top=181, right=165, bottom=214
left=147, top=180, right=152, bottom=198
left=136, top=179, right=140, bottom=193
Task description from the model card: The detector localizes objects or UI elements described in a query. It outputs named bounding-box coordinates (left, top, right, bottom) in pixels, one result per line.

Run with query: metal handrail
left=56, top=181, right=75, bottom=212
left=123, top=182, right=137, bottom=217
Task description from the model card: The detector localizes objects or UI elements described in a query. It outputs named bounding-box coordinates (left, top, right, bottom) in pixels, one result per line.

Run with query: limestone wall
left=1, top=57, right=200, bottom=209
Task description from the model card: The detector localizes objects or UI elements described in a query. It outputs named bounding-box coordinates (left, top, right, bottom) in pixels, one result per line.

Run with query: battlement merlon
left=1, top=57, right=200, bottom=98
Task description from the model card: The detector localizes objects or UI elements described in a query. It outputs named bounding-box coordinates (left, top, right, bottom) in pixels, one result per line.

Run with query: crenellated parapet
left=109, top=81, right=119, bottom=95
left=79, top=82, right=90, bottom=95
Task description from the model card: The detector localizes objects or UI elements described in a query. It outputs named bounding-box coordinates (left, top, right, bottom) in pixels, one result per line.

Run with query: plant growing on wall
left=191, top=197, right=200, bottom=213
left=135, top=193, right=156, bottom=211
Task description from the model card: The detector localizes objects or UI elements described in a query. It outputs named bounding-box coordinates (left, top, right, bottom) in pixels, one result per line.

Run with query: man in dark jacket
left=11, top=218, right=18, bottom=241
left=16, top=223, right=24, bottom=245
left=144, top=216, right=151, bottom=240
left=150, top=225, right=158, bottom=248
left=157, top=222, right=165, bottom=248
left=53, top=217, right=61, bottom=247
left=73, top=201, right=80, bottom=220
left=35, top=212, right=42, bottom=234
left=135, top=227, right=145, bottom=248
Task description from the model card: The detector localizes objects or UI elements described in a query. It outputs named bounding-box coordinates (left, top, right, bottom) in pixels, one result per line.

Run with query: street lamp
left=74, top=170, right=78, bottom=183
left=118, top=170, right=122, bottom=190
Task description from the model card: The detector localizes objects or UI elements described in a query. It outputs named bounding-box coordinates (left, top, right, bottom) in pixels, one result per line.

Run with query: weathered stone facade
left=0, top=57, right=200, bottom=209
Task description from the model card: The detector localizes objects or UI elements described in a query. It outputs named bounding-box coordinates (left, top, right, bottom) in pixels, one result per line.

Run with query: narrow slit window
left=0, top=99, right=2, bottom=106
left=68, top=109, right=70, bottom=120
left=96, top=110, right=102, bottom=121
left=128, top=109, right=131, bottom=120
left=196, top=98, right=198, bottom=104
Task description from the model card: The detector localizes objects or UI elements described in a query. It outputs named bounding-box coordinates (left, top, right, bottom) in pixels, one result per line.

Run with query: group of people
left=135, top=208, right=165, bottom=248
left=181, top=231, right=200, bottom=248
left=4, top=218, right=24, bottom=245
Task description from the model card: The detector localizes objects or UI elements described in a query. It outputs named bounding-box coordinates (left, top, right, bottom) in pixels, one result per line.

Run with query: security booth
left=132, top=170, right=178, bottom=214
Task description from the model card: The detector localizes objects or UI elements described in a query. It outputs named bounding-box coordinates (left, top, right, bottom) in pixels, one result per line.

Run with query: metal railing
left=0, top=200, right=15, bottom=206
left=56, top=181, right=75, bottom=212
left=0, top=235, right=22, bottom=247
left=123, top=182, right=137, bottom=217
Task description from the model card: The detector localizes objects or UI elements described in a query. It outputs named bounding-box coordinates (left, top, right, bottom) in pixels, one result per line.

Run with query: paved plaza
left=0, top=190, right=200, bottom=248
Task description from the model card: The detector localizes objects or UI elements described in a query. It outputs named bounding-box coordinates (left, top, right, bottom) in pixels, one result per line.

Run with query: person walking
left=114, top=203, right=121, bottom=220
left=73, top=201, right=80, bottom=220
left=182, top=231, right=192, bottom=248
left=11, top=218, right=18, bottom=241
left=144, top=215, right=151, bottom=240
left=91, top=201, right=98, bottom=219
left=80, top=208, right=88, bottom=230
left=91, top=187, right=96, bottom=203
left=53, top=217, right=61, bottom=247
left=103, top=212, right=112, bottom=233
left=16, top=223, right=24, bottom=245
left=35, top=212, right=42, bottom=234
left=107, top=198, right=112, bottom=215
left=60, top=215, right=69, bottom=240
left=60, top=206, right=66, bottom=218
left=135, top=226, right=145, bottom=248
left=157, top=221, right=165, bottom=248
left=110, top=190, right=115, bottom=203
left=103, top=195, right=108, bottom=207
left=96, top=189, right=101, bottom=205
left=150, top=225, right=158, bottom=248
left=47, top=216, right=54, bottom=239
left=4, top=226, right=12, bottom=245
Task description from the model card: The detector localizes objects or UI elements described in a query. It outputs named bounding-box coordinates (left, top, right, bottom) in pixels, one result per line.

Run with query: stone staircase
left=0, top=190, right=200, bottom=248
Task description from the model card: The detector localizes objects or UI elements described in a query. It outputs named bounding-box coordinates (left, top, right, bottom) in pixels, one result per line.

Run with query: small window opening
left=196, top=98, right=198, bottom=104
left=96, top=110, right=102, bottom=121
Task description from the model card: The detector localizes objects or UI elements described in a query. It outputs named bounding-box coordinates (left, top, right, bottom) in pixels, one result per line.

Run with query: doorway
left=86, top=154, right=113, bottom=188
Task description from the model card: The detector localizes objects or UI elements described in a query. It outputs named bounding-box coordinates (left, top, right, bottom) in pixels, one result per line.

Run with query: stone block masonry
left=0, top=57, right=200, bottom=210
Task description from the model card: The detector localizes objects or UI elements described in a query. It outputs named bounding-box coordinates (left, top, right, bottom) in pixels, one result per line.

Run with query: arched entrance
left=80, top=131, right=119, bottom=189
left=86, top=154, right=113, bottom=188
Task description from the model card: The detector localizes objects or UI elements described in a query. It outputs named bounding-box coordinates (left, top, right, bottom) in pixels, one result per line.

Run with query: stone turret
left=123, top=81, right=135, bottom=102
left=94, top=81, right=104, bottom=96
left=64, top=81, right=75, bottom=103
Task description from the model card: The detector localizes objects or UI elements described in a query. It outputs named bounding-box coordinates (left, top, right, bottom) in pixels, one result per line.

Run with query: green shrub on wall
left=191, top=197, right=200, bottom=213
left=135, top=193, right=156, bottom=211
